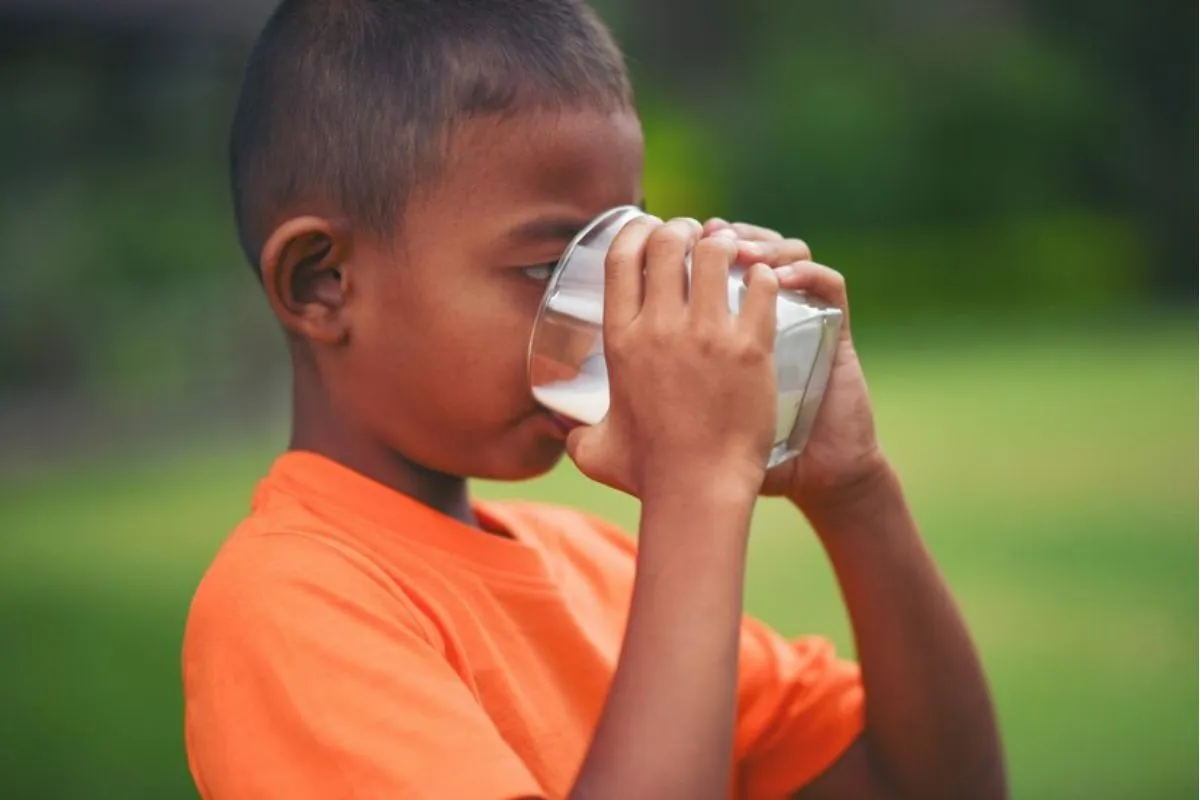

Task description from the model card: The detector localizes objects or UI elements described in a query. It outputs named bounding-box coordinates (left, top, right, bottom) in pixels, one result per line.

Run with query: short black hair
left=229, top=0, right=633, bottom=273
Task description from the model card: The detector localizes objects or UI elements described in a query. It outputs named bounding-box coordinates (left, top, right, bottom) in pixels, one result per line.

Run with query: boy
left=183, top=1, right=1006, bottom=798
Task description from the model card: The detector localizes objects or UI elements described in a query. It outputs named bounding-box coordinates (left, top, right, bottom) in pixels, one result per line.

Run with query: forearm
left=570, top=477, right=756, bottom=800
left=801, top=463, right=1006, bottom=800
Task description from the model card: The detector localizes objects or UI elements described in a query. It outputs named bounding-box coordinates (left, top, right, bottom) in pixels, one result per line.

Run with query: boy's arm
left=794, top=462, right=1006, bottom=800
left=570, top=479, right=757, bottom=800
left=708, top=220, right=1006, bottom=799
left=564, top=218, right=782, bottom=799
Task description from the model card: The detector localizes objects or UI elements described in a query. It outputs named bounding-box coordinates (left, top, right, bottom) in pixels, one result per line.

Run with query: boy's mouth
left=540, top=407, right=579, bottom=436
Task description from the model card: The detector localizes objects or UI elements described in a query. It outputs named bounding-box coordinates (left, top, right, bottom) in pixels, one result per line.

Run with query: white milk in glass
left=531, top=263, right=841, bottom=468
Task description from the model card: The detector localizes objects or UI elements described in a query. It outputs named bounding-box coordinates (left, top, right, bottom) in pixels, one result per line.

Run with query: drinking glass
left=528, top=206, right=842, bottom=468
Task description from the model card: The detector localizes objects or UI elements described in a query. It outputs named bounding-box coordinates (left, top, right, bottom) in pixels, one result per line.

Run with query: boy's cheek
left=530, top=353, right=581, bottom=387
left=529, top=313, right=595, bottom=380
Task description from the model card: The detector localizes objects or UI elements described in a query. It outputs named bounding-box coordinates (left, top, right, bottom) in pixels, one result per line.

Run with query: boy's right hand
left=565, top=217, right=780, bottom=501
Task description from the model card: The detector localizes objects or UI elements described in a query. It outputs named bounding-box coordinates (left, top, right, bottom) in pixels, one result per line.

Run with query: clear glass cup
left=528, top=206, right=842, bottom=468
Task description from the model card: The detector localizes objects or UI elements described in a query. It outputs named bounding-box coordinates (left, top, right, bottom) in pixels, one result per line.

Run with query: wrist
left=802, top=467, right=919, bottom=561
left=789, top=453, right=899, bottom=527
left=636, top=462, right=760, bottom=559
left=638, top=453, right=765, bottom=507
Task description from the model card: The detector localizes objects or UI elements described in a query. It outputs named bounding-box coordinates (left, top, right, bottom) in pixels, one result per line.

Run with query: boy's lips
left=537, top=407, right=579, bottom=436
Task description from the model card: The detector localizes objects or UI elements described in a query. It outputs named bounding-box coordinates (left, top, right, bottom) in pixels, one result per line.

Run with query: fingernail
left=741, top=242, right=764, bottom=257
left=775, top=265, right=797, bottom=280
left=713, top=228, right=738, bottom=240
left=745, top=262, right=773, bottom=285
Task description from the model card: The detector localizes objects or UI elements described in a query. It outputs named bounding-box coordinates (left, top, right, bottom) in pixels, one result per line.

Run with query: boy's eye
left=521, top=263, right=556, bottom=282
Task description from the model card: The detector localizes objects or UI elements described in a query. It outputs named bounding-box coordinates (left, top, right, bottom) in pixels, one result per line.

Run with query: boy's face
left=330, top=108, right=644, bottom=480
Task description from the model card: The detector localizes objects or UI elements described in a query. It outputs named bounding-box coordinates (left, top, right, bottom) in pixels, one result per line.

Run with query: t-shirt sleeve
left=733, top=615, right=865, bottom=800
left=183, top=532, right=544, bottom=800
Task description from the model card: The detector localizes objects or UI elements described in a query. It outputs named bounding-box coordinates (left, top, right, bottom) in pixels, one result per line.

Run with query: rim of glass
left=526, top=205, right=645, bottom=389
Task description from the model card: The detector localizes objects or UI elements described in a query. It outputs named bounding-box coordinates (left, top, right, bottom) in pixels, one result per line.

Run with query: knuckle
left=620, top=218, right=656, bottom=245
left=694, top=236, right=737, bottom=263
left=647, top=219, right=692, bottom=250
left=734, top=222, right=782, bottom=240
left=636, top=313, right=676, bottom=341
left=604, top=241, right=636, bottom=273
left=605, top=326, right=641, bottom=359
left=690, top=321, right=721, bottom=353
left=646, top=322, right=675, bottom=348
left=602, top=252, right=624, bottom=276
left=735, top=336, right=770, bottom=366
left=603, top=330, right=629, bottom=358
left=749, top=265, right=780, bottom=294
left=604, top=219, right=655, bottom=267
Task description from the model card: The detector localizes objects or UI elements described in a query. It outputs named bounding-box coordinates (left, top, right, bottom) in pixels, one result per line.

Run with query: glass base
left=767, top=440, right=800, bottom=469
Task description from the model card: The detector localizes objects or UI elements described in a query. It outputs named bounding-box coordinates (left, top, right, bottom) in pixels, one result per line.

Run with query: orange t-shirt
left=183, top=452, right=863, bottom=800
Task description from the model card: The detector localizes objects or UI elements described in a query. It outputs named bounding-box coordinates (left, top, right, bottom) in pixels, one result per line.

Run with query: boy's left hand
left=702, top=219, right=888, bottom=510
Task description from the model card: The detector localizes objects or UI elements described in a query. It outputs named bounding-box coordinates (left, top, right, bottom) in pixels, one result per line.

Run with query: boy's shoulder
left=186, top=499, right=395, bottom=623
left=183, top=488, right=640, bottom=678
left=188, top=469, right=638, bottom=629
left=239, top=451, right=634, bottom=553
left=183, top=501, right=453, bottom=681
left=199, top=494, right=634, bottom=590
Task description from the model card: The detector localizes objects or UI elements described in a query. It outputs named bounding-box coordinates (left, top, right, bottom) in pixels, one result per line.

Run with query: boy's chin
left=457, top=430, right=569, bottom=483
left=495, top=439, right=569, bottom=482
left=474, top=409, right=575, bottom=482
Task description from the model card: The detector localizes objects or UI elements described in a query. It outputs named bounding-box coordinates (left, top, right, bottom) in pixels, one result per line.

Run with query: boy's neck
left=289, top=378, right=477, bottom=529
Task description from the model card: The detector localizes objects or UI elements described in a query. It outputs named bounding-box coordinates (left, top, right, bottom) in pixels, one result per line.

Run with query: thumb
left=565, top=423, right=612, bottom=481
left=564, top=424, right=592, bottom=466
left=564, top=420, right=633, bottom=495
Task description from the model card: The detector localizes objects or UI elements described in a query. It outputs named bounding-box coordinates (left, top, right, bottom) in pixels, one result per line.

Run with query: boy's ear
left=259, top=216, right=354, bottom=345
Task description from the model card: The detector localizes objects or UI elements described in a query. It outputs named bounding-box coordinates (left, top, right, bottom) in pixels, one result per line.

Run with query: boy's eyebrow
left=506, top=201, right=647, bottom=245
left=505, top=215, right=591, bottom=244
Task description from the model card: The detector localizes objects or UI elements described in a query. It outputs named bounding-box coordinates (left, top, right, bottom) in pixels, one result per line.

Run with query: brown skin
left=259, top=107, right=1005, bottom=799
left=260, top=109, right=645, bottom=525
left=708, top=221, right=1007, bottom=800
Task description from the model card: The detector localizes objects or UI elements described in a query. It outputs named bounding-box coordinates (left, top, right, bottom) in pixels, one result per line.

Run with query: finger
left=565, top=423, right=596, bottom=467
left=642, top=217, right=699, bottom=318
left=737, top=236, right=811, bottom=266
left=731, top=222, right=784, bottom=241
left=774, top=260, right=848, bottom=310
left=565, top=424, right=608, bottom=485
left=738, top=263, right=779, bottom=347
left=689, top=235, right=736, bottom=322
left=702, top=217, right=731, bottom=236
left=775, top=260, right=851, bottom=330
left=602, top=215, right=658, bottom=332
left=566, top=421, right=634, bottom=495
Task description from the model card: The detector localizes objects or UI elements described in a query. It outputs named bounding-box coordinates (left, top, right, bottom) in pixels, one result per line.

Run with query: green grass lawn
left=1, top=320, right=1195, bottom=799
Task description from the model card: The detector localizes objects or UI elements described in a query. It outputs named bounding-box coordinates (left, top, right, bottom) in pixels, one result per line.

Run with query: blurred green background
left=0, top=1, right=1195, bottom=798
